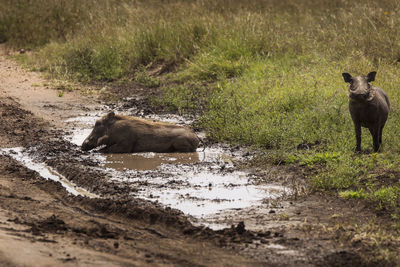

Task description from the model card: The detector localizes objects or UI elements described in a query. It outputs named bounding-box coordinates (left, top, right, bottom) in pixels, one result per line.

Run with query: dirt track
left=0, top=46, right=383, bottom=266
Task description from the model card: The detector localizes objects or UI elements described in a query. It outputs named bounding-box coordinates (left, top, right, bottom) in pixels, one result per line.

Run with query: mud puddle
left=63, top=112, right=292, bottom=229
left=103, top=152, right=201, bottom=171
left=0, top=147, right=97, bottom=198
left=106, top=152, right=290, bottom=229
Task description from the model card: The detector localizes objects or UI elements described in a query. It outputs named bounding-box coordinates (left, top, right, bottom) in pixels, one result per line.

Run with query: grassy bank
left=2, top=0, right=400, bottom=259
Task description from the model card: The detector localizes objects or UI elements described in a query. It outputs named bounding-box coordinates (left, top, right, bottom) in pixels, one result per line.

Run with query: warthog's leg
left=379, top=125, right=384, bottom=145
left=354, top=123, right=362, bottom=152
left=369, top=126, right=380, bottom=152
left=97, top=135, right=109, bottom=146
left=172, top=137, right=196, bottom=152
left=106, top=141, right=133, bottom=153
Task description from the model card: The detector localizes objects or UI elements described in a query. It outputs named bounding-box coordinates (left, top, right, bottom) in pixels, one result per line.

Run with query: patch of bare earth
left=0, top=45, right=390, bottom=266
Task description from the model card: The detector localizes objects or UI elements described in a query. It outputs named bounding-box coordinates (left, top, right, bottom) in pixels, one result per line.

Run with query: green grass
left=3, top=0, right=400, bottom=228
left=339, top=190, right=366, bottom=200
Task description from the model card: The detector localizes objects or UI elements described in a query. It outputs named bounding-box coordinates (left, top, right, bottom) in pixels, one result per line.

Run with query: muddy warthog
left=342, top=71, right=390, bottom=152
left=82, top=112, right=200, bottom=153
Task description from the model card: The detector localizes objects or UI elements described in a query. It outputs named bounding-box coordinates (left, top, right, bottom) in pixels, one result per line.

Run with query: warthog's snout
left=342, top=71, right=390, bottom=152
left=350, top=91, right=370, bottom=101
left=81, top=139, right=91, bottom=151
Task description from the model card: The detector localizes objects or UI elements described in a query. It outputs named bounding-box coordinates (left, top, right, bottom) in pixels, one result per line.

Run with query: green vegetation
left=339, top=189, right=366, bottom=199
left=2, top=0, right=400, bottom=228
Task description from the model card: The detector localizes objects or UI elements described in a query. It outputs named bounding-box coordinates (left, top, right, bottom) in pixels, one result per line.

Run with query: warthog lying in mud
left=342, top=71, right=390, bottom=152
left=82, top=112, right=200, bottom=153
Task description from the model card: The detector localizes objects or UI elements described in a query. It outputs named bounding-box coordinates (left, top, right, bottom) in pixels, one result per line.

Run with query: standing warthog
left=342, top=71, right=390, bottom=152
left=82, top=112, right=200, bottom=153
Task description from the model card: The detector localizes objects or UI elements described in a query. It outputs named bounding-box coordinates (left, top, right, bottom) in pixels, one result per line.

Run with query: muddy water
left=63, top=112, right=291, bottom=229
left=0, top=148, right=97, bottom=198
left=103, top=153, right=200, bottom=171
left=96, top=146, right=290, bottom=219
left=109, top=154, right=290, bottom=224
left=139, top=173, right=288, bottom=217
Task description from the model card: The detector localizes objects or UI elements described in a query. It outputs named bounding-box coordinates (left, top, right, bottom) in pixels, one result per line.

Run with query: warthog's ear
left=367, top=71, right=377, bottom=82
left=106, top=111, right=115, bottom=119
left=342, top=73, right=352, bottom=83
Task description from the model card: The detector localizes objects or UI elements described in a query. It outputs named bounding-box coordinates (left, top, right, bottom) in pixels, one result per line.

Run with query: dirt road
left=0, top=46, right=382, bottom=266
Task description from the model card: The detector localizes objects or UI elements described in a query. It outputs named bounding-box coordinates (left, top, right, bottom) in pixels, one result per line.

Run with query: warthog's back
left=376, top=87, right=390, bottom=110
left=111, top=117, right=199, bottom=153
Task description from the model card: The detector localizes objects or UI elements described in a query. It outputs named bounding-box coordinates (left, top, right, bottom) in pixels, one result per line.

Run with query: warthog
left=82, top=112, right=200, bottom=153
left=342, top=71, right=390, bottom=152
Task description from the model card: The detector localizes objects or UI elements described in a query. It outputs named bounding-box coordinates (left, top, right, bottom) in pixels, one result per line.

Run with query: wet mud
left=60, top=110, right=291, bottom=228
left=1, top=147, right=97, bottom=198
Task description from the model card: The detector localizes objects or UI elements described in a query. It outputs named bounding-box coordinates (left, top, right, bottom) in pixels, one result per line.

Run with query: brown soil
left=0, top=45, right=390, bottom=266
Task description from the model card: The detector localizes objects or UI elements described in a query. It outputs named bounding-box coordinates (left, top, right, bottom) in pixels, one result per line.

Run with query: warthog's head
left=82, top=112, right=115, bottom=151
left=342, top=71, right=376, bottom=102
